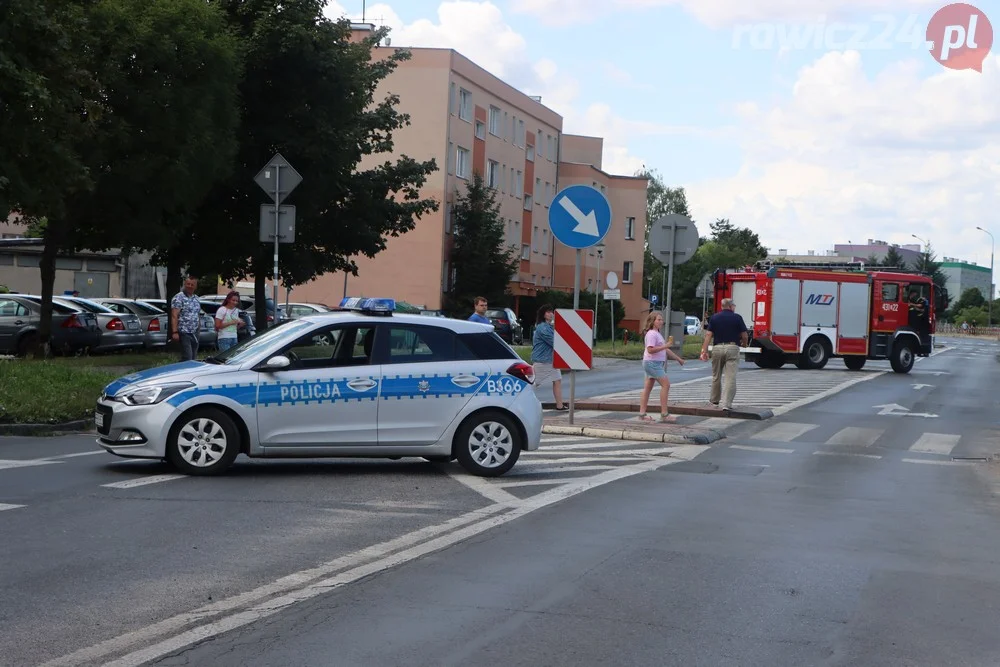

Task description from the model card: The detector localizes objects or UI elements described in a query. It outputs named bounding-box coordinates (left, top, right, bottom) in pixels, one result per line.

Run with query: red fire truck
left=711, top=261, right=948, bottom=374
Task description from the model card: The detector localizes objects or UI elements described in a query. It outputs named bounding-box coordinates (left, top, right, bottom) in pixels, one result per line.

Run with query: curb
left=0, top=419, right=94, bottom=436
left=542, top=423, right=725, bottom=446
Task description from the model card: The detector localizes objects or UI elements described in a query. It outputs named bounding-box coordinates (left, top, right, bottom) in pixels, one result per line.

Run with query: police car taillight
left=506, top=362, right=534, bottom=384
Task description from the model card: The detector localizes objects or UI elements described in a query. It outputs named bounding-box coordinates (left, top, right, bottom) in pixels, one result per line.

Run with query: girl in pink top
left=638, top=311, right=685, bottom=422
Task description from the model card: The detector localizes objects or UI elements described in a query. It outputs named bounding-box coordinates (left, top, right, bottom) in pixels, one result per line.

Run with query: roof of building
left=939, top=261, right=990, bottom=272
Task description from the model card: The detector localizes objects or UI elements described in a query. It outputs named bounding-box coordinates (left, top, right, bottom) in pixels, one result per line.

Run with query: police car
left=94, top=298, right=542, bottom=477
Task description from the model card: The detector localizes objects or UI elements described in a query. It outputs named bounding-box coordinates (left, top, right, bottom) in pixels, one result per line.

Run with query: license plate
left=95, top=412, right=104, bottom=428
left=127, top=321, right=139, bottom=330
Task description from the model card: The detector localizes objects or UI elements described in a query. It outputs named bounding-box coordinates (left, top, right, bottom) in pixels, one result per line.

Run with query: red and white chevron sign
left=553, top=309, right=594, bottom=370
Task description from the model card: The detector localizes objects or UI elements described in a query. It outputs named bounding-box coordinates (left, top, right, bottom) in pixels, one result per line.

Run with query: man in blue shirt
left=468, top=296, right=491, bottom=324
left=700, top=298, right=749, bottom=410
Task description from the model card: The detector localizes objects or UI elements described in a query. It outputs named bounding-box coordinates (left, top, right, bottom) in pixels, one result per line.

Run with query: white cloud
left=686, top=52, right=1000, bottom=271
left=510, top=0, right=941, bottom=28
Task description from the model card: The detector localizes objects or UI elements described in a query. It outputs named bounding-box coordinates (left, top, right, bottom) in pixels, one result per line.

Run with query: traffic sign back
left=254, top=153, right=303, bottom=205
left=553, top=309, right=594, bottom=370
left=548, top=185, right=612, bottom=249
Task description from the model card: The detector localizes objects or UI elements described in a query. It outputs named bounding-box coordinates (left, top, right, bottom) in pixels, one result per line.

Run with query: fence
left=936, top=323, right=1000, bottom=337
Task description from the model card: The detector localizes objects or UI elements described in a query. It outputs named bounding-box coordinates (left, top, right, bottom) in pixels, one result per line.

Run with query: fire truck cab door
left=874, top=280, right=905, bottom=331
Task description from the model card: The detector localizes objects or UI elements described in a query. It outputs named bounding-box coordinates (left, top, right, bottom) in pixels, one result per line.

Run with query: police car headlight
left=119, top=382, right=194, bottom=406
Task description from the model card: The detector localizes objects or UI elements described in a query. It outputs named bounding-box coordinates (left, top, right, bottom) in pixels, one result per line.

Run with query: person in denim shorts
left=638, top=311, right=685, bottom=422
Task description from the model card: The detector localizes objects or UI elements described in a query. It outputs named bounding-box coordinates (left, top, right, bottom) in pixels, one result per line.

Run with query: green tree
left=177, top=5, right=438, bottom=327
left=865, top=253, right=881, bottom=267
left=1, top=0, right=242, bottom=352
left=446, top=173, right=518, bottom=312
left=710, top=218, right=768, bottom=259
left=883, top=246, right=907, bottom=269
left=912, top=244, right=948, bottom=302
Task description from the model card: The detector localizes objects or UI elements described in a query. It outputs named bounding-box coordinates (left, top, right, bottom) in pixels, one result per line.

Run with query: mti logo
left=805, top=293, right=835, bottom=306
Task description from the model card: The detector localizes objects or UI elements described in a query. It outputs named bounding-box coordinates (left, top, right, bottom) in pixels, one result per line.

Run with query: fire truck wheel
left=800, top=336, right=830, bottom=370
left=844, top=356, right=866, bottom=371
left=890, top=340, right=915, bottom=373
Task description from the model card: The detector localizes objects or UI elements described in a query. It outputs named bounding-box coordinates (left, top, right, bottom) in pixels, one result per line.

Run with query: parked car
left=278, top=302, right=331, bottom=320
left=33, top=295, right=145, bottom=354
left=685, top=316, right=702, bottom=336
left=198, top=301, right=256, bottom=342
left=142, top=299, right=218, bottom=350
left=485, top=308, right=523, bottom=345
left=0, top=294, right=100, bottom=356
left=201, top=294, right=278, bottom=327
left=94, top=298, right=168, bottom=350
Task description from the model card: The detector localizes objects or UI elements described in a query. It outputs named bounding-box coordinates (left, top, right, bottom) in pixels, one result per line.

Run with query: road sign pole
left=272, top=166, right=281, bottom=322
left=664, top=219, right=677, bottom=343
left=611, top=300, right=616, bottom=353
left=569, top=248, right=581, bottom=425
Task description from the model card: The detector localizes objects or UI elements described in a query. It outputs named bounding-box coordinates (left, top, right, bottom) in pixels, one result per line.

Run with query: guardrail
left=937, top=323, right=1000, bottom=336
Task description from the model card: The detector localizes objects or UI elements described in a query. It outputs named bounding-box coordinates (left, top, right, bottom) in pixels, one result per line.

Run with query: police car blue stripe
left=104, top=361, right=205, bottom=397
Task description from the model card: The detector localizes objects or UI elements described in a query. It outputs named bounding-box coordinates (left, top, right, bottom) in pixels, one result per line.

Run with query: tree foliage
left=883, top=246, right=907, bottom=269
left=446, top=173, right=518, bottom=313
left=178, top=3, right=438, bottom=326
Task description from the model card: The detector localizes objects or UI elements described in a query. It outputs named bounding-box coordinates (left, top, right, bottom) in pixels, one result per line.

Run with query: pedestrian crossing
left=733, top=420, right=995, bottom=465
left=592, top=366, right=889, bottom=413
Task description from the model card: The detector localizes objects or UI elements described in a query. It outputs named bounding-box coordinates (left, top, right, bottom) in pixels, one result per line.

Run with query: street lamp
left=977, top=226, right=994, bottom=326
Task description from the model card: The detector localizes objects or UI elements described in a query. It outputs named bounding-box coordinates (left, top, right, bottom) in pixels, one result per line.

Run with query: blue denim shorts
left=643, top=360, right=667, bottom=379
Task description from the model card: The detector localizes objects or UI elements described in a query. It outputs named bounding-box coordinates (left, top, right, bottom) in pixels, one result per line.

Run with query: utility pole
left=977, top=226, right=994, bottom=326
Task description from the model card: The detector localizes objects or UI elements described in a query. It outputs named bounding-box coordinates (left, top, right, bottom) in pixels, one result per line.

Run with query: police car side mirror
left=261, top=355, right=291, bottom=371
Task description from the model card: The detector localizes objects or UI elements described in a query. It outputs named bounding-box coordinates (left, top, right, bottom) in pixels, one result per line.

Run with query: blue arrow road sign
left=548, top=185, right=612, bottom=249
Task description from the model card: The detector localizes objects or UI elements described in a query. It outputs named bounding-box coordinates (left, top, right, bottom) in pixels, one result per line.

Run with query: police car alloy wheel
left=166, top=407, right=241, bottom=475
left=455, top=411, right=522, bottom=477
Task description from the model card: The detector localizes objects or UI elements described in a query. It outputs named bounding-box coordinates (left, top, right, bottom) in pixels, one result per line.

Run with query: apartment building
left=242, top=23, right=648, bottom=326
left=939, top=258, right=992, bottom=301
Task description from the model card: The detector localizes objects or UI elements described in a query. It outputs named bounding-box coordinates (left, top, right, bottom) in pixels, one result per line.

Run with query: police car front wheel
left=455, top=411, right=522, bottom=477
left=166, top=407, right=241, bottom=476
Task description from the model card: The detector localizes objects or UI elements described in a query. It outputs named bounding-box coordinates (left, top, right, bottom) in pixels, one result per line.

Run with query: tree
left=913, top=244, right=948, bottom=301
left=634, top=169, right=698, bottom=310
left=446, top=173, right=518, bottom=312
left=883, top=246, right=907, bottom=269
left=865, top=253, right=881, bottom=267
left=177, top=4, right=438, bottom=328
left=1, top=0, right=242, bottom=353
left=709, top=218, right=768, bottom=260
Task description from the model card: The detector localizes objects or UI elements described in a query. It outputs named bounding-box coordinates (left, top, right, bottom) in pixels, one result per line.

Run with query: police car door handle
left=347, top=378, right=377, bottom=391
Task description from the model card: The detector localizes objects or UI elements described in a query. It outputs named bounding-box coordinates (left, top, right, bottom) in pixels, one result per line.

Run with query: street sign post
left=255, top=153, right=303, bottom=320
left=648, top=214, right=699, bottom=342
left=553, top=309, right=594, bottom=423
left=548, top=185, right=611, bottom=424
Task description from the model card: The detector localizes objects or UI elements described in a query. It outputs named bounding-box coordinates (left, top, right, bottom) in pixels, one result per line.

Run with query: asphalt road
left=4, top=336, right=1000, bottom=665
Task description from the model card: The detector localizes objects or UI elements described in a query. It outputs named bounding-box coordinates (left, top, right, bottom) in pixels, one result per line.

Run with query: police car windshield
left=210, top=319, right=312, bottom=365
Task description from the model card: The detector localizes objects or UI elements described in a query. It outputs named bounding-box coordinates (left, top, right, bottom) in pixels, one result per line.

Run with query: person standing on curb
left=530, top=304, right=566, bottom=411
left=170, top=275, right=202, bottom=362
left=213, top=290, right=245, bottom=352
left=638, top=311, right=685, bottom=423
left=699, top=297, right=748, bottom=411
left=468, top=297, right=491, bottom=324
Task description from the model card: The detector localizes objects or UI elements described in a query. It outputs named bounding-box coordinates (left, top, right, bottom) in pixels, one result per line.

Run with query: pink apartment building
left=231, top=23, right=649, bottom=330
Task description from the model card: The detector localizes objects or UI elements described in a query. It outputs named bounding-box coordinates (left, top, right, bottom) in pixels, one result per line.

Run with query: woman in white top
left=214, top=290, right=245, bottom=352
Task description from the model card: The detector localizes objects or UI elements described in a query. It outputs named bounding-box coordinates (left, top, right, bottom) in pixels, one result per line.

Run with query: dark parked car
left=0, top=295, right=100, bottom=356
left=199, top=301, right=256, bottom=342
left=485, top=308, right=523, bottom=345
left=142, top=298, right=219, bottom=349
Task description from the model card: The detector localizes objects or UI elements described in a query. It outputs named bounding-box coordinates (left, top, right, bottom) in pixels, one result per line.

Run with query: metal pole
left=342, top=268, right=349, bottom=299
left=594, top=251, right=601, bottom=342
left=660, top=266, right=665, bottom=313
left=702, top=275, right=708, bottom=322
left=569, top=248, right=581, bottom=425
left=664, top=219, right=677, bottom=347
left=611, top=300, right=616, bottom=353
left=272, top=166, right=281, bottom=325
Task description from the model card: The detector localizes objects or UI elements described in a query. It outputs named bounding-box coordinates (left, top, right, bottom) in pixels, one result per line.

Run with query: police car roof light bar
left=338, top=297, right=396, bottom=315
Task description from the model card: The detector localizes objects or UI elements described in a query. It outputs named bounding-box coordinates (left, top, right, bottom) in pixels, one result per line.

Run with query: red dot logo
left=927, top=3, right=993, bottom=72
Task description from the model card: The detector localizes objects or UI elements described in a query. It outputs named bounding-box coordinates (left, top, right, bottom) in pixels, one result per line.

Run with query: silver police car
left=94, top=298, right=542, bottom=477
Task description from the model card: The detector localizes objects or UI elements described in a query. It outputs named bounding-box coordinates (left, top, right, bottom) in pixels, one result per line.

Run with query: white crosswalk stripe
left=592, top=368, right=887, bottom=411
left=908, top=433, right=961, bottom=456
left=824, top=427, right=883, bottom=448
left=750, top=422, right=818, bottom=442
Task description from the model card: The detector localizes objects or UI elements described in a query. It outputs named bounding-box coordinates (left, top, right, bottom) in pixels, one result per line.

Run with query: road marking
left=518, top=456, right=642, bottom=466
left=540, top=436, right=593, bottom=444
left=770, top=370, right=888, bottom=416
left=443, top=470, right=519, bottom=504
left=750, top=422, right=818, bottom=442
left=813, top=450, right=882, bottom=459
left=0, top=458, right=63, bottom=471
left=508, top=465, right=615, bottom=475
left=44, top=450, right=107, bottom=460
left=908, top=433, right=961, bottom=456
left=542, top=439, right=648, bottom=451
left=902, top=458, right=977, bottom=466
left=100, top=475, right=187, bottom=489
left=824, top=427, right=883, bottom=448
left=730, top=445, right=795, bottom=453
left=495, top=477, right=600, bottom=488
left=0, top=503, right=25, bottom=512
left=46, top=451, right=706, bottom=667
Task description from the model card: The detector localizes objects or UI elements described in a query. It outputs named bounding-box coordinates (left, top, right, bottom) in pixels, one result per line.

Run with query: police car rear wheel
left=167, top=408, right=240, bottom=476
left=455, top=412, right=521, bottom=477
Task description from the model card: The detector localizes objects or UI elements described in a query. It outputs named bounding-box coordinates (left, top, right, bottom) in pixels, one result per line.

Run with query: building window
left=625, top=217, right=635, bottom=240
left=511, top=115, right=516, bottom=143
left=623, top=261, right=634, bottom=284
left=500, top=163, right=506, bottom=192
left=518, top=120, right=525, bottom=147
left=521, top=244, right=530, bottom=260
left=532, top=226, right=538, bottom=252
left=515, top=170, right=523, bottom=197
left=535, top=177, right=541, bottom=200
left=475, top=121, right=485, bottom=140
left=459, top=89, right=472, bottom=121
left=526, top=144, right=534, bottom=161
left=524, top=194, right=533, bottom=210
left=445, top=203, right=453, bottom=234
left=489, top=106, right=501, bottom=136
left=487, top=160, right=500, bottom=188
left=537, top=130, right=544, bottom=157
left=456, top=146, right=470, bottom=179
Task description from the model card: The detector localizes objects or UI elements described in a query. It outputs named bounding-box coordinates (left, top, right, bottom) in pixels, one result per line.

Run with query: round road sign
left=606, top=271, right=619, bottom=289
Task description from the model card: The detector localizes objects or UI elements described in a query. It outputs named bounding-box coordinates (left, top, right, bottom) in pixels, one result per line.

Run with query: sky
left=323, top=0, right=999, bottom=275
